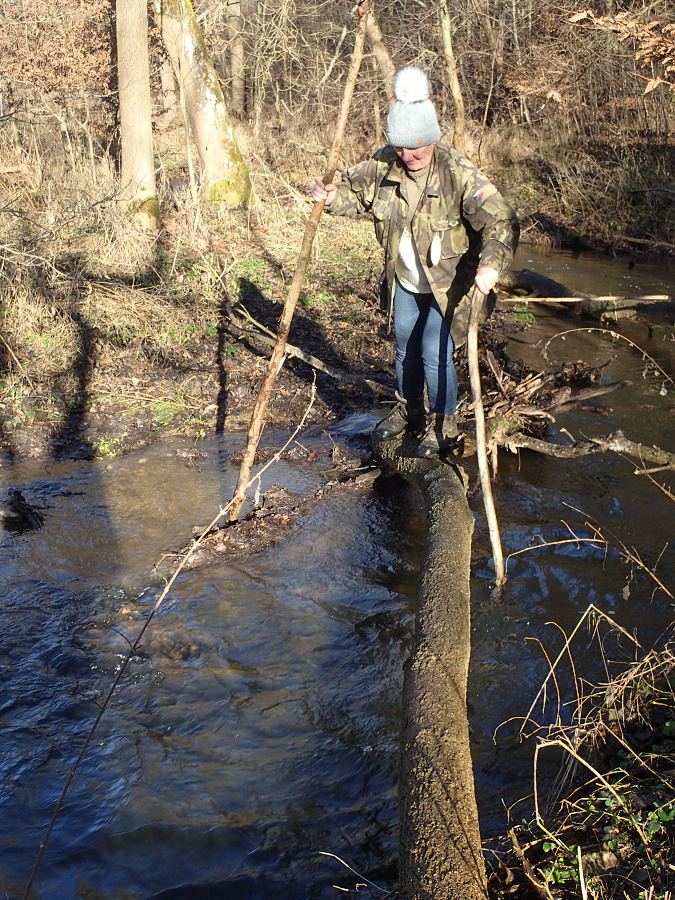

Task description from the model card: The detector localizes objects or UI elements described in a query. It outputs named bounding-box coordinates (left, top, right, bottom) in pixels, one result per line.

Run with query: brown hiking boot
left=415, top=414, right=462, bottom=458
left=372, top=394, right=426, bottom=441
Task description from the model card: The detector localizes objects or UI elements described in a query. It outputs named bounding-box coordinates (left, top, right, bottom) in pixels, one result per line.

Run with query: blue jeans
left=394, top=279, right=458, bottom=415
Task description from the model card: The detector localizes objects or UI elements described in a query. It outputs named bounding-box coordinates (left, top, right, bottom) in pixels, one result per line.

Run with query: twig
left=502, top=294, right=673, bottom=303
left=519, top=604, right=642, bottom=737
left=319, top=851, right=390, bottom=893
left=562, top=502, right=674, bottom=601
left=507, top=535, right=607, bottom=567
left=0, top=332, right=36, bottom=391
left=578, top=844, right=587, bottom=900
left=542, top=327, right=674, bottom=385
left=508, top=828, right=555, bottom=900
left=534, top=736, right=650, bottom=847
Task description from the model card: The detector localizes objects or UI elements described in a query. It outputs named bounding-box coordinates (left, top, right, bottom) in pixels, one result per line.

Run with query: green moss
left=127, top=196, right=160, bottom=230
left=206, top=151, right=255, bottom=205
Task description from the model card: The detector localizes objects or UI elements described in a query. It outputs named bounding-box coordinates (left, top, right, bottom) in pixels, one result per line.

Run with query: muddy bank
left=0, top=285, right=531, bottom=466
left=0, top=287, right=393, bottom=463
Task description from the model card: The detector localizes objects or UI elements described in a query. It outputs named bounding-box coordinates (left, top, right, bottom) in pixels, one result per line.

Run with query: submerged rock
left=0, top=489, right=44, bottom=530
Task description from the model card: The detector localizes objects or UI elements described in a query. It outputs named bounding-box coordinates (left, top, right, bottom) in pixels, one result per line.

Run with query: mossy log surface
left=374, top=434, right=486, bottom=900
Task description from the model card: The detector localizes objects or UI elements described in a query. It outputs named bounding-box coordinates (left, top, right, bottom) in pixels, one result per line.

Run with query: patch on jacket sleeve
left=464, top=182, right=499, bottom=214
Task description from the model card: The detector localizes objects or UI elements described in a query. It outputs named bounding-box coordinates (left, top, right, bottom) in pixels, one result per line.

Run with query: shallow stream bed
left=1, top=248, right=674, bottom=899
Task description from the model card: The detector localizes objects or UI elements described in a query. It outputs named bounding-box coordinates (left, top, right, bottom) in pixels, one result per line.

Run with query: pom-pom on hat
left=386, top=66, right=441, bottom=149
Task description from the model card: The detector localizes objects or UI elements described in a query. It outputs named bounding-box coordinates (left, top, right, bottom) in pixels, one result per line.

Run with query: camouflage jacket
left=327, top=143, right=519, bottom=343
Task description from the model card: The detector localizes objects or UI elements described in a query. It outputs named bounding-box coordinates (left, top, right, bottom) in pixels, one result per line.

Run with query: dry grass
left=495, top=605, right=675, bottom=900
left=0, top=120, right=383, bottom=453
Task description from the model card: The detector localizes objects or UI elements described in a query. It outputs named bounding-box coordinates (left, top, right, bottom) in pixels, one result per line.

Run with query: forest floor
left=0, top=177, right=535, bottom=463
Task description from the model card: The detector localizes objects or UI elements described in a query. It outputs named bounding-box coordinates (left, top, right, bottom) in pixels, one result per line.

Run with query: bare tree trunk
left=373, top=439, right=487, bottom=900
left=438, top=0, right=468, bottom=157
left=154, top=0, right=253, bottom=205
left=156, top=58, right=178, bottom=128
left=116, top=0, right=160, bottom=229
left=228, top=0, right=246, bottom=115
left=364, top=1, right=395, bottom=104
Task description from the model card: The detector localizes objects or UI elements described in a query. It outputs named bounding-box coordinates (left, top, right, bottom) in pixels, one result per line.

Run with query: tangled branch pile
left=454, top=333, right=620, bottom=457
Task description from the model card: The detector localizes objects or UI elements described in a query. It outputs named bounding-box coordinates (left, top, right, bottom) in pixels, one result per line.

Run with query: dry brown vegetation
left=490, top=607, right=675, bottom=900
left=0, top=119, right=392, bottom=458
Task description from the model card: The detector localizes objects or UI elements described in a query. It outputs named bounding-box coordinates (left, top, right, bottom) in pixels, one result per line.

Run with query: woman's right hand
left=312, top=176, right=337, bottom=206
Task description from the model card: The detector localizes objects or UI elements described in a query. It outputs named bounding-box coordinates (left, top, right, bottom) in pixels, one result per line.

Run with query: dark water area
left=1, top=248, right=673, bottom=899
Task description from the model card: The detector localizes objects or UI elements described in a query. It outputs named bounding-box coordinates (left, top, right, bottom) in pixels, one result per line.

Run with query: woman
left=312, top=65, right=519, bottom=457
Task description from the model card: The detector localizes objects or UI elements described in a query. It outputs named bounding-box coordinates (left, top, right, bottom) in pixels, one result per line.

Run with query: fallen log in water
left=498, top=269, right=675, bottom=327
left=373, top=435, right=486, bottom=900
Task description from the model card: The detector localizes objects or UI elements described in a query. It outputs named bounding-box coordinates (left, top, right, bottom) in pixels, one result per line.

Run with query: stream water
left=1, top=247, right=673, bottom=900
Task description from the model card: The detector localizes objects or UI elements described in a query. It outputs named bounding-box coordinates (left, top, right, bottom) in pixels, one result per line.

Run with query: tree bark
left=438, top=0, right=468, bottom=157
left=156, top=57, right=178, bottom=128
left=154, top=0, right=253, bottom=205
left=116, top=0, right=160, bottom=229
left=363, top=1, right=396, bottom=105
left=373, top=438, right=486, bottom=900
left=227, top=0, right=246, bottom=115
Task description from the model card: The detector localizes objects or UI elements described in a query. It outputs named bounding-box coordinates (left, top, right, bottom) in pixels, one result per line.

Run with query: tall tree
left=227, top=0, right=246, bottom=115
left=154, top=0, right=253, bottom=205
left=116, top=0, right=160, bottom=229
left=363, top=1, right=396, bottom=105
left=438, top=0, right=468, bottom=157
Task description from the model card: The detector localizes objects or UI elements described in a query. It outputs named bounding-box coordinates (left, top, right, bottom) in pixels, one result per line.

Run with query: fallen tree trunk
left=498, top=269, right=675, bottom=326
left=373, top=436, right=486, bottom=900
left=498, top=268, right=588, bottom=300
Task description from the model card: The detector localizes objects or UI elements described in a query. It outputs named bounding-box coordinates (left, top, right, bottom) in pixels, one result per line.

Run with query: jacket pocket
left=429, top=217, right=468, bottom=261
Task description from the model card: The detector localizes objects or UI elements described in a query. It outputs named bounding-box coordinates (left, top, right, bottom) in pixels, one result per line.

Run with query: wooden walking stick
left=228, top=1, right=370, bottom=523
left=467, top=286, right=506, bottom=587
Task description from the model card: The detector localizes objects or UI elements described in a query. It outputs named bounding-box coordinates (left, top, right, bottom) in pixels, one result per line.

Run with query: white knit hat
left=386, top=66, right=441, bottom=149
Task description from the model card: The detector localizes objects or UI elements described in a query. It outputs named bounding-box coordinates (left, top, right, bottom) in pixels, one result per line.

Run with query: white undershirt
left=395, top=167, right=431, bottom=294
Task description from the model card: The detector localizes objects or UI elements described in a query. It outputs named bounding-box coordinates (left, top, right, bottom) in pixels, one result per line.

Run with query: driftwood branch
left=225, top=301, right=394, bottom=396
left=498, top=428, right=675, bottom=469
left=228, top=3, right=370, bottom=523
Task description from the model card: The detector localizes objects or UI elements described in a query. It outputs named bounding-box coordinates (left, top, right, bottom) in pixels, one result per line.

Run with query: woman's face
left=394, top=143, right=435, bottom=172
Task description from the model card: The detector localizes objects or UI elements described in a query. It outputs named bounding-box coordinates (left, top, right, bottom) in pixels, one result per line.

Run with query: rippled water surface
left=1, top=248, right=674, bottom=899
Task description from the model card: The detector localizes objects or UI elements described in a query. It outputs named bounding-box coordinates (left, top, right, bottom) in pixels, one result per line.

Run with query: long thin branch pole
left=228, top=2, right=370, bottom=523
left=467, top=287, right=506, bottom=587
